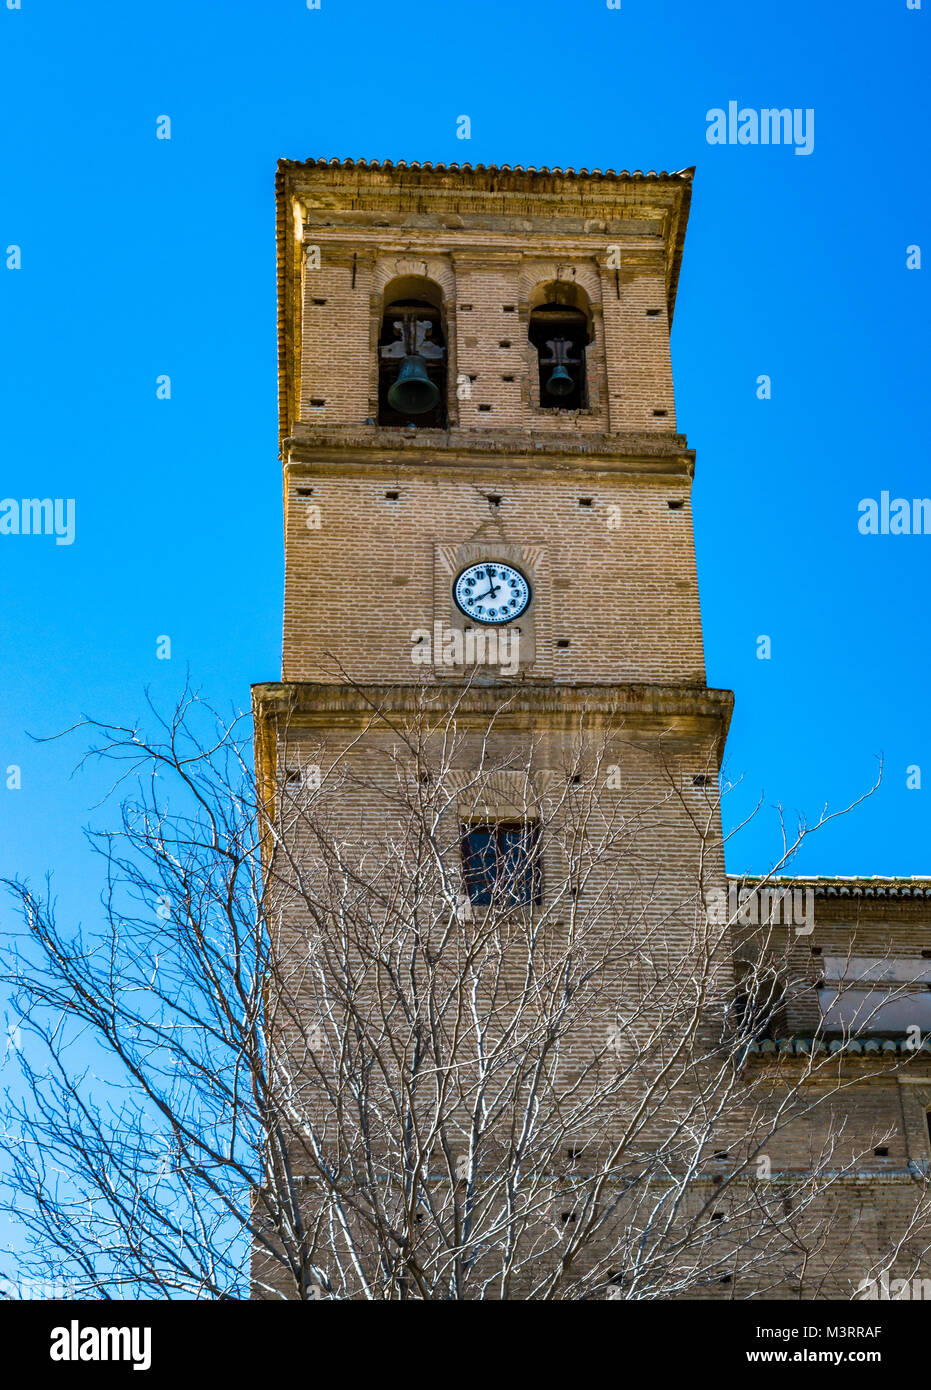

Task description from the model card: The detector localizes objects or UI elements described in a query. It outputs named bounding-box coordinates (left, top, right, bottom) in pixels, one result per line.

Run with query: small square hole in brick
left=667, top=499, right=684, bottom=510
left=312, top=298, right=327, bottom=306
left=653, top=409, right=668, bottom=417
left=578, top=498, right=594, bottom=508
left=874, top=1147, right=889, bottom=1157
left=646, top=308, right=661, bottom=317
left=502, top=305, right=516, bottom=312
left=692, top=774, right=712, bottom=787
left=310, top=398, right=326, bottom=407
left=556, top=639, right=570, bottom=649
left=385, top=490, right=400, bottom=501
left=922, top=949, right=931, bottom=960
left=502, top=374, right=515, bottom=382
left=569, top=773, right=581, bottom=784
left=296, top=487, right=314, bottom=497
left=811, top=946, right=822, bottom=956
left=486, top=494, right=502, bottom=506
left=285, top=770, right=302, bottom=786
left=499, top=340, right=511, bottom=348
left=478, top=404, right=492, bottom=412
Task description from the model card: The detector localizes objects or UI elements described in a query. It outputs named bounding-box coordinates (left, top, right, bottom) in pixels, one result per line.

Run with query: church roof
left=279, top=156, right=695, bottom=183
left=728, top=875, right=931, bottom=898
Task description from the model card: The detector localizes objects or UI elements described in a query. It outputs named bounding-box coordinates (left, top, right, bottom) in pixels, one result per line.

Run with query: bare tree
left=2, top=683, right=929, bottom=1300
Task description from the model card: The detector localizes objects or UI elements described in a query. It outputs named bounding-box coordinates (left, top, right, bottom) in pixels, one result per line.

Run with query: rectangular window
left=461, top=822, right=541, bottom=907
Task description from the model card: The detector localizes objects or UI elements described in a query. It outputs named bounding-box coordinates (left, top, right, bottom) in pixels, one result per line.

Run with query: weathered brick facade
left=252, top=159, right=931, bottom=1300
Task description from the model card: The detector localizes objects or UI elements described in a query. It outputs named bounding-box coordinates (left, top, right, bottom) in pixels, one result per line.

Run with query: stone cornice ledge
left=252, top=680, right=734, bottom=736
left=283, top=427, right=696, bottom=477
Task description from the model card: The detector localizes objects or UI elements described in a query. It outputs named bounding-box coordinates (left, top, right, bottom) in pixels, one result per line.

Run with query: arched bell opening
left=378, top=277, right=447, bottom=427
left=528, top=283, right=593, bottom=411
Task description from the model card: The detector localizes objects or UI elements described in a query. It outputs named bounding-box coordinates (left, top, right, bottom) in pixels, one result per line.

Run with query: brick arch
left=373, top=258, right=456, bottom=304
left=518, top=262, right=603, bottom=308
left=374, top=267, right=454, bottom=428
left=523, top=274, right=603, bottom=415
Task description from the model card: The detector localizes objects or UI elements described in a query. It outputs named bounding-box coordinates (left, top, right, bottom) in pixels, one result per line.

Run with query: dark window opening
left=378, top=293, right=447, bottom=428
left=461, top=822, right=541, bottom=908
left=529, top=300, right=591, bottom=410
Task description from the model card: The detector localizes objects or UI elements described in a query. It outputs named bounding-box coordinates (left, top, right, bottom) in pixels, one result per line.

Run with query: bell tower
left=265, top=158, right=721, bottom=698
left=251, top=156, right=736, bottom=1299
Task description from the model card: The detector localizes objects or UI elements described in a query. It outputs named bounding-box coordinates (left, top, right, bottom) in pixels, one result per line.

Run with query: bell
left=387, top=355, right=440, bottom=414
left=545, top=363, right=575, bottom=397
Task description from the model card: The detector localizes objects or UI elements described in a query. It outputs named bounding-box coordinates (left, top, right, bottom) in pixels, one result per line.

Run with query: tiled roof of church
left=280, top=157, right=695, bottom=182
left=728, top=875, right=931, bottom=898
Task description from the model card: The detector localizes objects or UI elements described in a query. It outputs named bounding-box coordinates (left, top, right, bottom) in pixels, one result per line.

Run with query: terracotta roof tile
left=728, top=875, right=931, bottom=898
left=280, top=156, right=695, bottom=183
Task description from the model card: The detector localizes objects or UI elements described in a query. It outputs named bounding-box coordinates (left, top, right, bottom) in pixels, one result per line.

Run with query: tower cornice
left=282, top=427, right=696, bottom=479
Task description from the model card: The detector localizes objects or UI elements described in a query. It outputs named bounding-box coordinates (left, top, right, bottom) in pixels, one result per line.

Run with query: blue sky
left=1, top=0, right=929, bottom=916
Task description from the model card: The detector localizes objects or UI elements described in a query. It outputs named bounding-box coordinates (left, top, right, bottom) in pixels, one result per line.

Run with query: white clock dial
left=453, top=562, right=531, bottom=625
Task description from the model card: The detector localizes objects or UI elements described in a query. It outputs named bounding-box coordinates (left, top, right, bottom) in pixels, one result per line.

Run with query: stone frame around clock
left=433, top=540, right=552, bottom=679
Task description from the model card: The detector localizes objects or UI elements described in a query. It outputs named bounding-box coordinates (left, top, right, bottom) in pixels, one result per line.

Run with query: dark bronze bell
left=387, top=355, right=440, bottom=414
left=540, top=336, right=580, bottom=398
left=545, top=363, right=575, bottom=396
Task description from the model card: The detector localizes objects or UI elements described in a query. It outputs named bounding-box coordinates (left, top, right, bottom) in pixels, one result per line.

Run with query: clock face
left=453, top=562, right=531, bottom=625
